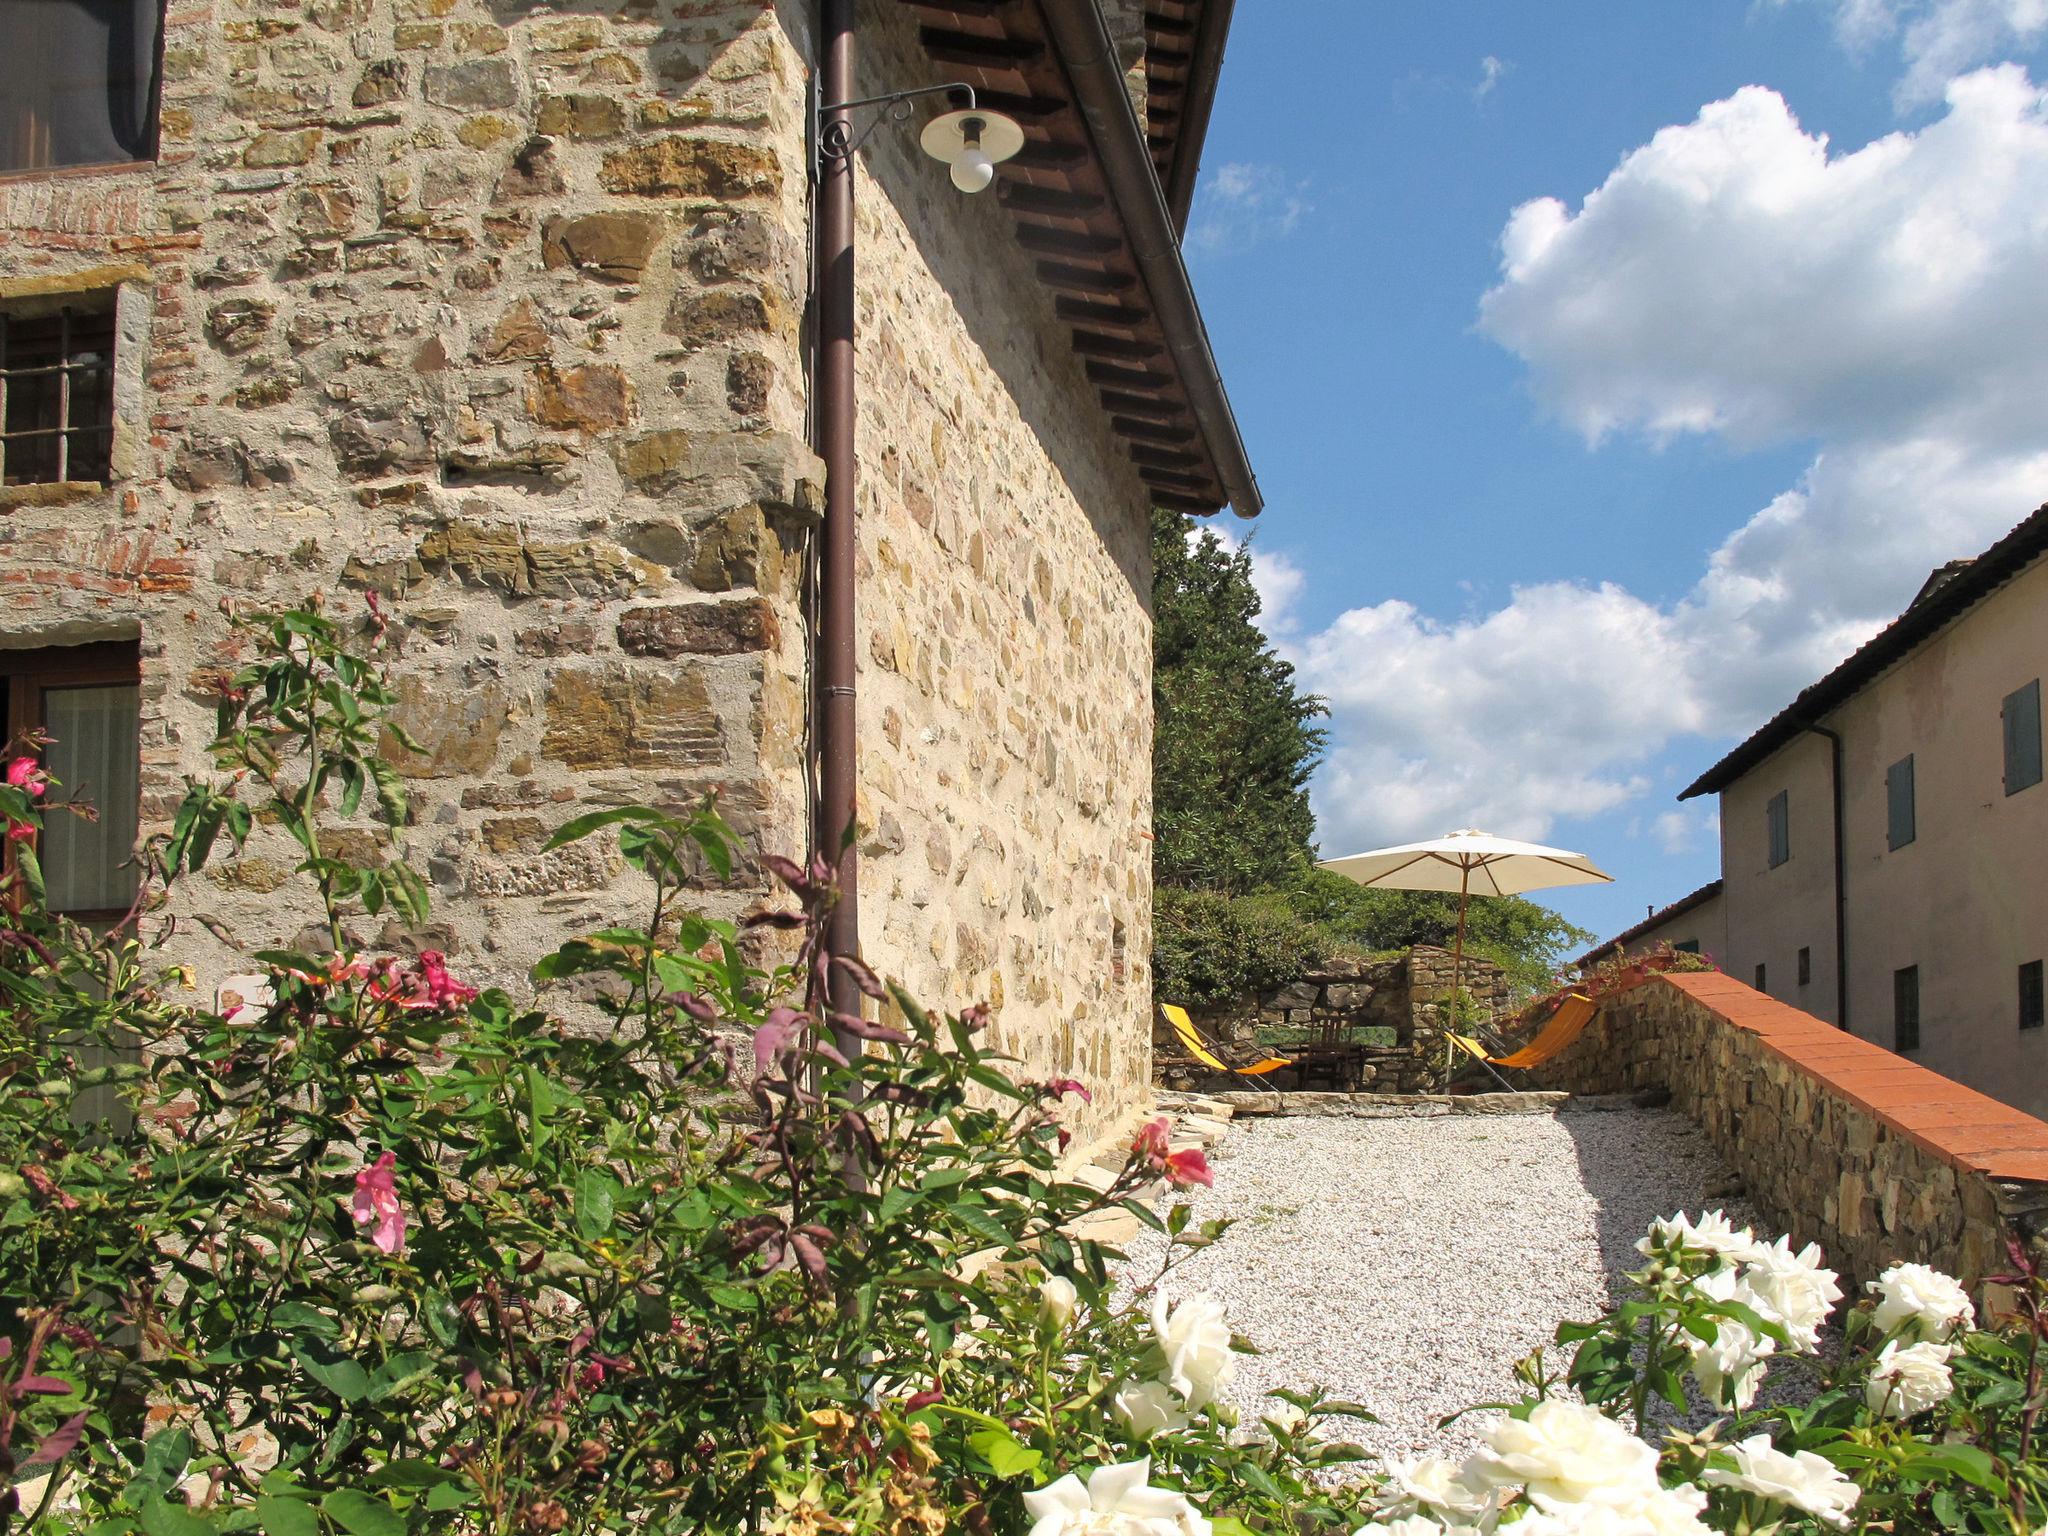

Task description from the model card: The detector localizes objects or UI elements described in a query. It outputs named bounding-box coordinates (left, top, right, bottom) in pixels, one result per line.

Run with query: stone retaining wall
left=1531, top=971, right=2048, bottom=1286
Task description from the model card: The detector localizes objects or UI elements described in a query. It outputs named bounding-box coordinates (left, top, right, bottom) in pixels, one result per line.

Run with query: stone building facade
left=0, top=0, right=1254, bottom=1143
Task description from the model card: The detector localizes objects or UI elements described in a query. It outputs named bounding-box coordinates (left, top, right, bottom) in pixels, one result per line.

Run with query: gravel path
left=1118, top=1104, right=1756, bottom=1467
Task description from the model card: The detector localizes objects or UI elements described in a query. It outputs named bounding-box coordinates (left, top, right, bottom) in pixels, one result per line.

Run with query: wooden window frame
left=2, top=640, right=143, bottom=923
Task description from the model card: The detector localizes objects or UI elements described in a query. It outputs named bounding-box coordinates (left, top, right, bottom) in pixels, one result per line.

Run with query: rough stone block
left=540, top=212, right=665, bottom=282
left=599, top=137, right=779, bottom=199
left=541, top=665, right=724, bottom=770
left=423, top=58, right=518, bottom=110
left=526, top=364, right=632, bottom=432
left=617, top=599, right=777, bottom=657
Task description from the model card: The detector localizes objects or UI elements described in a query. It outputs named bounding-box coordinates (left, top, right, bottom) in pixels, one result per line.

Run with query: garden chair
left=1451, top=992, right=1598, bottom=1071
left=1159, top=1003, right=1295, bottom=1078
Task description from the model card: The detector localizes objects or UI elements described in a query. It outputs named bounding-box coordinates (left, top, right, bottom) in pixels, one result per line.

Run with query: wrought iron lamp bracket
left=812, top=81, right=978, bottom=176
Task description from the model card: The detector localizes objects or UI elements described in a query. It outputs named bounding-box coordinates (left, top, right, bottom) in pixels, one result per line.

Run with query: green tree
left=1151, top=509, right=1325, bottom=894
left=1148, top=509, right=1592, bottom=1008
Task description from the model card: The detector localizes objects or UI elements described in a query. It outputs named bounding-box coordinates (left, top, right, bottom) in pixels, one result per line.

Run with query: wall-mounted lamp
left=813, top=82, right=1023, bottom=192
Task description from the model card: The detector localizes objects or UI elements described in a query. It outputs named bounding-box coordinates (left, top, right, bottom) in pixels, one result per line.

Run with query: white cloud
left=1475, top=55, right=1512, bottom=100
left=1297, top=69, right=2048, bottom=857
left=1783, top=0, right=2048, bottom=107
left=1187, top=162, right=1312, bottom=254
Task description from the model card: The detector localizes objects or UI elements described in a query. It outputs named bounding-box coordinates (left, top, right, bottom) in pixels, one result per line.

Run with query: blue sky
left=1185, top=0, right=2048, bottom=948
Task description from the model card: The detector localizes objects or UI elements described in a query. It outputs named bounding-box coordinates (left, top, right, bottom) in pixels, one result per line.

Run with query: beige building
left=1592, top=505, right=2048, bottom=1117
left=0, top=0, right=1255, bottom=1139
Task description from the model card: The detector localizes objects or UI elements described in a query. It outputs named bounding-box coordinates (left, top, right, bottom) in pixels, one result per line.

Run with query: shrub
left=0, top=610, right=1373, bottom=1535
left=1150, top=886, right=1336, bottom=1010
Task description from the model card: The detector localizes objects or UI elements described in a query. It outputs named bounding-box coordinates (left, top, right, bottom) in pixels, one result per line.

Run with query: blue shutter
left=2005, top=680, right=2042, bottom=795
left=1886, top=755, right=1915, bottom=850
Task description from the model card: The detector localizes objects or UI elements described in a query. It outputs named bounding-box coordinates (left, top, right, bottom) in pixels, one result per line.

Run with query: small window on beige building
left=1797, top=946, right=1811, bottom=987
left=1886, top=754, right=1915, bottom=850
left=3, top=640, right=142, bottom=920
left=1894, top=965, right=1920, bottom=1054
left=2004, top=680, right=2042, bottom=797
left=0, top=1, right=165, bottom=176
left=1766, top=789, right=1789, bottom=868
left=1753, top=962, right=1767, bottom=992
left=2021, top=960, right=2044, bottom=1033
left=2, top=295, right=118, bottom=486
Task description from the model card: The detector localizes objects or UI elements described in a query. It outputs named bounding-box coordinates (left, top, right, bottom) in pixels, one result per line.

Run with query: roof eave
left=1159, top=0, right=1233, bottom=233
left=1038, top=0, right=1260, bottom=516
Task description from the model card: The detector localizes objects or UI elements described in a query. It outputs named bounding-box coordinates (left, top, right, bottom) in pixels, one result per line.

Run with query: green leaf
left=252, top=1496, right=321, bottom=1536
left=422, top=1482, right=476, bottom=1513
left=271, top=1301, right=338, bottom=1339
left=1900, top=1442, right=2001, bottom=1491
left=291, top=1340, right=372, bottom=1402
left=965, top=1429, right=1042, bottom=1479
left=138, top=1501, right=214, bottom=1536
left=319, top=1489, right=405, bottom=1536
left=544, top=807, right=662, bottom=851
left=367, top=1352, right=437, bottom=1403
left=575, top=1169, right=620, bottom=1239
left=706, top=1285, right=758, bottom=1311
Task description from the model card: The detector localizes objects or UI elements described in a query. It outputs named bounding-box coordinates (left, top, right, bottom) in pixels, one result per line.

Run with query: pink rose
left=351, top=1151, right=406, bottom=1255
left=5, top=757, right=46, bottom=798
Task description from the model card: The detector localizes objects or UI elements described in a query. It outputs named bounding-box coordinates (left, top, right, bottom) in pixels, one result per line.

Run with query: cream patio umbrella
left=1318, top=828, right=1614, bottom=1025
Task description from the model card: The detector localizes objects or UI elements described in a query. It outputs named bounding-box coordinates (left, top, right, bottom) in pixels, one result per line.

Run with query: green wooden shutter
left=1886, top=755, right=1915, bottom=850
left=2005, top=679, right=2042, bottom=796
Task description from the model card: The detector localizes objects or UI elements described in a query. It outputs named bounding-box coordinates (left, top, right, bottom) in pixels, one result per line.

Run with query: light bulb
left=950, top=145, right=995, bottom=194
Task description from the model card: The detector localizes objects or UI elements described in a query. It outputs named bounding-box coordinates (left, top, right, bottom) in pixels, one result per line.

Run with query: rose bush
left=0, top=610, right=1375, bottom=1535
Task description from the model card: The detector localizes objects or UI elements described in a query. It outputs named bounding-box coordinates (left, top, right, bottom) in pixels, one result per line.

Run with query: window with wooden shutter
left=2, top=641, right=142, bottom=919
left=2004, top=680, right=2042, bottom=796
left=1886, top=754, right=1915, bottom=850
left=1766, top=790, right=1790, bottom=868
left=0, top=1, right=165, bottom=177
left=1894, top=965, right=1920, bottom=1054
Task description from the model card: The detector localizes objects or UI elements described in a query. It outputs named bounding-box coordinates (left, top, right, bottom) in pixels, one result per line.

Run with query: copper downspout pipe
left=815, top=0, right=862, bottom=1031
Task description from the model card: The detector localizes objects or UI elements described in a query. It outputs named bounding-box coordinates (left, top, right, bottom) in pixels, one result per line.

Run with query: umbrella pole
left=1452, top=864, right=1470, bottom=1023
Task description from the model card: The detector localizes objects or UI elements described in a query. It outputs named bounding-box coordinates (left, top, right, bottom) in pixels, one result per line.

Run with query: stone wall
left=0, top=0, right=825, bottom=997
left=0, top=0, right=1158, bottom=1144
left=844, top=5, right=1158, bottom=1143
left=1531, top=971, right=2048, bottom=1287
left=1158, top=946, right=1508, bottom=1094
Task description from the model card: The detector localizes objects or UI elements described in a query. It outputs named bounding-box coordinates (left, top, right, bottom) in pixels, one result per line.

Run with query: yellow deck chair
left=1482, top=993, right=1599, bottom=1070
left=1161, top=1003, right=1294, bottom=1077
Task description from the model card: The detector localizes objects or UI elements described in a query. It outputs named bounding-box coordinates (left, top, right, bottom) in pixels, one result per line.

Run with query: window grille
left=1, top=303, right=117, bottom=486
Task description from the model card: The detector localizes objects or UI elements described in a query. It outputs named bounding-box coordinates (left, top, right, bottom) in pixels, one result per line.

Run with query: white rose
left=1638, top=1210, right=1757, bottom=1265
left=1866, top=1338, right=1955, bottom=1417
left=1702, top=1434, right=1859, bottom=1528
left=1463, top=1401, right=1661, bottom=1510
left=1738, top=1237, right=1841, bottom=1352
left=1384, top=1455, right=1494, bottom=1521
left=1869, top=1262, right=1975, bottom=1343
left=1684, top=1268, right=1775, bottom=1409
left=1262, top=1401, right=1307, bottom=1436
left=1148, top=1292, right=1236, bottom=1410
left=1040, top=1274, right=1080, bottom=1331
left=1113, top=1379, right=1190, bottom=1442
left=1024, top=1457, right=1211, bottom=1536
left=1629, top=1481, right=1713, bottom=1536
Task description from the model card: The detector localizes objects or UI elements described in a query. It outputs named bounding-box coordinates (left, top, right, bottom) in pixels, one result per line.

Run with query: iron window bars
left=0, top=302, right=117, bottom=486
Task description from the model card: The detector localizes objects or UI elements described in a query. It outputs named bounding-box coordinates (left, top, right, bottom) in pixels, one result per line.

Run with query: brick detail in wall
left=1531, top=971, right=2048, bottom=1287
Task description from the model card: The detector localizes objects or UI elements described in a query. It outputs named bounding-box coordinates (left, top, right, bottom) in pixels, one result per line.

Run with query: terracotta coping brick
left=1631, top=972, right=2048, bottom=1187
